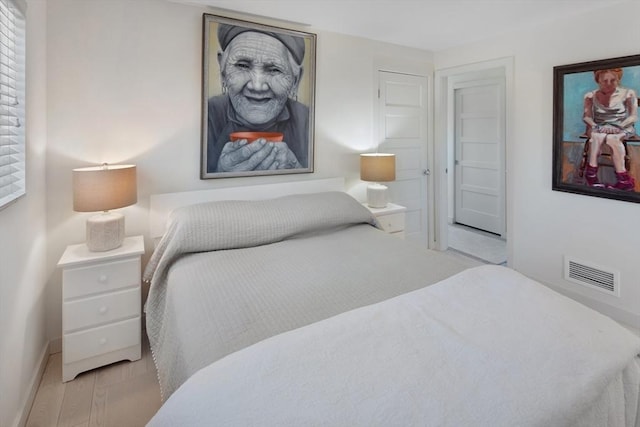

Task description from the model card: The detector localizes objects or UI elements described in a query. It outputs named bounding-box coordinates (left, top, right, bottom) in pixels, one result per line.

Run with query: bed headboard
left=149, top=177, right=345, bottom=239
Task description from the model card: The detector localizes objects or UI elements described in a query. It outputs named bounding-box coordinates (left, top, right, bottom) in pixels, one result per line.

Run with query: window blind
left=0, top=0, right=24, bottom=209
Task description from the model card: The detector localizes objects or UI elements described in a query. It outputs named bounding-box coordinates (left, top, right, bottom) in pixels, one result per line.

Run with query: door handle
left=423, top=169, right=430, bottom=176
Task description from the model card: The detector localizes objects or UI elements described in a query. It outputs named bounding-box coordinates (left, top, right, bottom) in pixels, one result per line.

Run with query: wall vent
left=564, top=257, right=619, bottom=297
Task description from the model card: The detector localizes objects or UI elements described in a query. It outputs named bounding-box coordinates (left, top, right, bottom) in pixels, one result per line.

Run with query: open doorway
left=433, top=58, right=513, bottom=265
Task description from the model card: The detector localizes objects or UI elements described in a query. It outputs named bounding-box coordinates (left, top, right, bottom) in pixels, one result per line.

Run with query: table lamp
left=73, top=164, right=137, bottom=252
left=360, top=153, right=396, bottom=208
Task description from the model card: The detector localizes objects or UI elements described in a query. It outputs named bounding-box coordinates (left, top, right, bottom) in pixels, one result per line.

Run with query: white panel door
left=454, top=78, right=505, bottom=235
left=378, top=71, right=429, bottom=246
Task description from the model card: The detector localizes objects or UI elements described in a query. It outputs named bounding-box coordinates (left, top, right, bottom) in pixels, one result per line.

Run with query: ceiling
left=173, top=0, right=631, bottom=51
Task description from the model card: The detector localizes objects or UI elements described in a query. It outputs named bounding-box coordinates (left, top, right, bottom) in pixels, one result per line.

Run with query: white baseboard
left=49, top=336, right=62, bottom=354
left=14, top=341, right=50, bottom=427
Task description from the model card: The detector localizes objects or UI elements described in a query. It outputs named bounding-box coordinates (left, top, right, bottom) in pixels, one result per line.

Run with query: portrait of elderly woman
left=201, top=15, right=316, bottom=178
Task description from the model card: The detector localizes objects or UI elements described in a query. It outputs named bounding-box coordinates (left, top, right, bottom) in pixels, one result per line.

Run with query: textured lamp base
left=86, top=212, right=125, bottom=252
left=366, top=183, right=389, bottom=208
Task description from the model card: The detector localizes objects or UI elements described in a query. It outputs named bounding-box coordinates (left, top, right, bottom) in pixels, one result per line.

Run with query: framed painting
left=552, top=54, right=640, bottom=203
left=200, top=14, right=316, bottom=179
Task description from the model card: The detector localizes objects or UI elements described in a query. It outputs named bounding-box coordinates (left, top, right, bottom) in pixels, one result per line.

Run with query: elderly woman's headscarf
left=217, top=23, right=306, bottom=65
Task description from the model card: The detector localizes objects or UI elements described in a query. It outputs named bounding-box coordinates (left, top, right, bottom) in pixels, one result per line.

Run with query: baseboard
left=49, top=336, right=62, bottom=354
left=13, top=341, right=50, bottom=427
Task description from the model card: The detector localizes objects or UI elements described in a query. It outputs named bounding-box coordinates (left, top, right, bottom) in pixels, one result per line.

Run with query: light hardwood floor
left=26, top=334, right=162, bottom=427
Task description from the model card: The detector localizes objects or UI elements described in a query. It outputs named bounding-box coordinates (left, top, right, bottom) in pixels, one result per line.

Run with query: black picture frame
left=552, top=54, right=640, bottom=203
left=201, top=14, right=316, bottom=179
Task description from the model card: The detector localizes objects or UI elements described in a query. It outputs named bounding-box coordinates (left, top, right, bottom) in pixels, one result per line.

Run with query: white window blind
left=0, top=0, right=24, bottom=209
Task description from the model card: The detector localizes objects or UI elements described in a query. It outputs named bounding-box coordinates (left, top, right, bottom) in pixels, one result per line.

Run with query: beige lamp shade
left=360, top=153, right=396, bottom=182
left=360, top=153, right=396, bottom=208
left=73, top=164, right=137, bottom=212
left=72, top=164, right=137, bottom=252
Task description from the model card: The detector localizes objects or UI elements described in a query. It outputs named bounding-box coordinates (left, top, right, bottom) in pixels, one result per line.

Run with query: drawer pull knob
left=99, top=306, right=108, bottom=314
left=99, top=338, right=107, bottom=345
left=98, top=275, right=108, bottom=283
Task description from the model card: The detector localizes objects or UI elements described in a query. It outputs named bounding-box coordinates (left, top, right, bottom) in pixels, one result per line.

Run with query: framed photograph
left=200, top=14, right=316, bottom=179
left=552, top=54, right=640, bottom=203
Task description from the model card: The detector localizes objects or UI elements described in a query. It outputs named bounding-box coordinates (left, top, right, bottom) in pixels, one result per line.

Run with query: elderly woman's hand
left=216, top=139, right=278, bottom=172
left=271, top=142, right=302, bottom=169
left=216, top=139, right=302, bottom=171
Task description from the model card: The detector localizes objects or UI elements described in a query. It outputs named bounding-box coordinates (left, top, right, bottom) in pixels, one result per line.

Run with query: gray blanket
left=144, top=192, right=477, bottom=398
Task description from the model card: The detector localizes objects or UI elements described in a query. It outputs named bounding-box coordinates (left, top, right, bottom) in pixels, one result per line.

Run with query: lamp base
left=366, top=183, right=389, bottom=208
left=86, top=212, right=125, bottom=252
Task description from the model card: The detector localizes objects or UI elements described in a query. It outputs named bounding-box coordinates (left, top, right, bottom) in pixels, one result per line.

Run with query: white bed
left=144, top=179, right=640, bottom=427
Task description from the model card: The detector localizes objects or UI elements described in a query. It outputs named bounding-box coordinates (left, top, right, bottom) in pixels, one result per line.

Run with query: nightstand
left=364, top=203, right=407, bottom=238
left=58, top=235, right=145, bottom=382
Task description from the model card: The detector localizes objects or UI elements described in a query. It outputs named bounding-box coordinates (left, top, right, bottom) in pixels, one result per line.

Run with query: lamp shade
left=360, top=153, right=396, bottom=182
left=72, top=164, right=137, bottom=252
left=360, top=153, right=396, bottom=208
left=73, top=164, right=137, bottom=212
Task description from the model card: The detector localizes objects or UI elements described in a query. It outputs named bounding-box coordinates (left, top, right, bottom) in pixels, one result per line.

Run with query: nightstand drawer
left=63, top=317, right=140, bottom=364
left=63, top=287, right=140, bottom=332
left=64, top=258, right=140, bottom=299
left=377, top=213, right=405, bottom=233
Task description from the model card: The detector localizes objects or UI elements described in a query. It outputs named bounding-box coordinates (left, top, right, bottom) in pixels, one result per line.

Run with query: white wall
left=44, top=0, right=433, bottom=344
left=0, top=1, right=48, bottom=426
left=435, top=1, right=640, bottom=327
left=10, top=1, right=637, bottom=424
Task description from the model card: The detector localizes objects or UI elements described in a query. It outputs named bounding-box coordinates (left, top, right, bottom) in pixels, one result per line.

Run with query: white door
left=454, top=78, right=505, bottom=236
left=378, top=71, right=429, bottom=246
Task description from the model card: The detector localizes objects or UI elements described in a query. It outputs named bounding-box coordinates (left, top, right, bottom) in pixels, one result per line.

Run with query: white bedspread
left=148, top=265, right=640, bottom=427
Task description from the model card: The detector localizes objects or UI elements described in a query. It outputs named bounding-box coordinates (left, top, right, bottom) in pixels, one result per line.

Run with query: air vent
left=564, top=257, right=619, bottom=297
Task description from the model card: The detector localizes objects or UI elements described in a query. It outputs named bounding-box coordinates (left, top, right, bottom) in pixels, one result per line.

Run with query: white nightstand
left=363, top=203, right=407, bottom=238
left=58, top=235, right=145, bottom=382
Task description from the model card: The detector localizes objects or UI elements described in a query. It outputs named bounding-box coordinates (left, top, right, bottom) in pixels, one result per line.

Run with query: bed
left=143, top=181, right=640, bottom=426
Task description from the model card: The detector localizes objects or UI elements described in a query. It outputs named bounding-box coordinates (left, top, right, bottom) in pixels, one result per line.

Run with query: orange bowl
left=229, top=132, right=283, bottom=143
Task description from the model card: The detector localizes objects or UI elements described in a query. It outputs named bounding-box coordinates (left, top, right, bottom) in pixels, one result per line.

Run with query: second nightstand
left=58, top=235, right=145, bottom=382
left=364, top=202, right=407, bottom=238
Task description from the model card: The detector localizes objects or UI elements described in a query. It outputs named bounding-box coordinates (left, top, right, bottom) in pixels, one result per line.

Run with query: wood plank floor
left=26, top=334, right=162, bottom=427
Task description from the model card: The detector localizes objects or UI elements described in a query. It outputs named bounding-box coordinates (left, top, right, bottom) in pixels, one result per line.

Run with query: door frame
left=433, top=57, right=514, bottom=262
